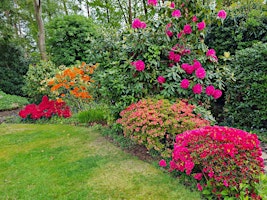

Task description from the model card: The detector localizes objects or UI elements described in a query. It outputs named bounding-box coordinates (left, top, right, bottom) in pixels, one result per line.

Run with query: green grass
left=0, top=90, right=29, bottom=111
left=0, top=124, right=201, bottom=200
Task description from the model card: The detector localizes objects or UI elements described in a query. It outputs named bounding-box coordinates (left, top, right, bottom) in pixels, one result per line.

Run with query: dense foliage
left=0, top=90, right=29, bottom=111
left=117, top=98, right=210, bottom=157
left=19, top=95, right=71, bottom=120
left=169, top=126, right=264, bottom=199
left=46, top=15, right=99, bottom=66
left=23, top=60, right=57, bottom=103
left=224, top=43, right=267, bottom=129
left=0, top=42, right=30, bottom=96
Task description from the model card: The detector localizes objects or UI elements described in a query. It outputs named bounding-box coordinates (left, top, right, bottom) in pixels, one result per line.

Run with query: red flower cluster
left=19, top=96, right=71, bottom=120
left=117, top=98, right=210, bottom=157
left=170, top=126, right=264, bottom=199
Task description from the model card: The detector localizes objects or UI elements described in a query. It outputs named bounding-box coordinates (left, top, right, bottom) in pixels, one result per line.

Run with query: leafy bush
left=0, top=42, right=30, bottom=96
left=46, top=15, right=99, bottom=66
left=19, top=96, right=71, bottom=120
left=23, top=60, right=57, bottom=103
left=224, top=43, right=267, bottom=129
left=0, top=90, right=29, bottom=111
left=169, top=126, right=264, bottom=199
left=117, top=98, right=210, bottom=157
left=47, top=62, right=97, bottom=112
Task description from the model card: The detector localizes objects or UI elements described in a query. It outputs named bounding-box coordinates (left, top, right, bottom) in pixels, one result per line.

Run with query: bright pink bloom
left=168, top=51, right=175, bottom=60
left=177, top=31, right=184, bottom=39
left=183, top=24, right=192, bottom=34
left=197, top=183, right=203, bottom=191
left=206, top=49, right=218, bottom=62
left=159, top=159, right=167, bottom=167
left=181, top=63, right=194, bottom=74
left=170, top=2, right=175, bottom=9
left=193, top=60, right=202, bottom=69
left=157, top=76, right=166, bottom=84
left=174, top=54, right=181, bottom=63
left=147, top=0, right=157, bottom=6
left=172, top=10, right=181, bottom=18
left=166, top=30, right=173, bottom=37
left=132, top=60, right=145, bottom=71
left=205, top=85, right=215, bottom=96
left=140, top=22, right=147, bottom=29
left=132, top=18, right=146, bottom=29
left=217, top=10, right=227, bottom=19
left=180, top=79, right=190, bottom=89
left=194, top=173, right=203, bottom=181
left=192, top=15, right=198, bottom=22
left=197, top=21, right=206, bottom=31
left=195, top=67, right=206, bottom=79
left=223, top=180, right=229, bottom=187
left=212, top=89, right=222, bottom=99
left=192, top=84, right=202, bottom=94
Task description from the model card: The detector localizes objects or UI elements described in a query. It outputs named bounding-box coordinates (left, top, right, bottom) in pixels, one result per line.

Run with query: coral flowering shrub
left=19, top=96, right=71, bottom=120
left=170, top=126, right=264, bottom=199
left=117, top=98, right=210, bottom=157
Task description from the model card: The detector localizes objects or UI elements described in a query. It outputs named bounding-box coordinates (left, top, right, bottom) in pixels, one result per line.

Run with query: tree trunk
left=62, top=0, right=69, bottom=15
left=142, top=0, right=148, bottom=19
left=104, top=0, right=110, bottom=23
left=86, top=0, right=90, bottom=17
left=33, top=0, right=47, bottom=61
left=128, top=0, right=132, bottom=25
left=117, top=0, right=128, bottom=25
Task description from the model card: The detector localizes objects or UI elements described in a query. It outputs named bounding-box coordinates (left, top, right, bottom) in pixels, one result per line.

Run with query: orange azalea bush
left=47, top=62, right=98, bottom=110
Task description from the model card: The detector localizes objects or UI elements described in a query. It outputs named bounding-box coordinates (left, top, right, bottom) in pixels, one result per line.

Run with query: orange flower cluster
left=47, top=62, right=98, bottom=103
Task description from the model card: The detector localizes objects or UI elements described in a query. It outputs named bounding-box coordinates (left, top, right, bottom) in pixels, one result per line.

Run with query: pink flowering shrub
left=19, top=95, right=71, bottom=120
left=169, top=126, right=264, bottom=199
left=117, top=98, right=210, bottom=157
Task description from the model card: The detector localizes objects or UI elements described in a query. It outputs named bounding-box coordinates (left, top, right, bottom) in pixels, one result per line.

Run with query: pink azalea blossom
left=157, top=76, right=166, bottom=84
left=217, top=10, right=227, bottom=19
left=194, top=173, right=203, bottom=181
left=197, top=21, right=206, bottom=31
left=180, top=79, right=190, bottom=89
left=183, top=24, right=192, bottom=34
left=212, top=89, right=222, bottom=99
left=197, top=183, right=203, bottom=191
left=205, top=85, right=215, bottom=96
left=131, top=60, right=145, bottom=71
left=223, top=180, right=229, bottom=187
left=170, top=2, right=175, bottom=9
left=192, top=84, right=202, bottom=94
left=172, top=10, right=181, bottom=18
left=192, top=15, right=198, bottom=22
left=147, top=0, right=157, bottom=6
left=159, top=159, right=167, bottom=167
left=195, top=67, right=206, bottom=79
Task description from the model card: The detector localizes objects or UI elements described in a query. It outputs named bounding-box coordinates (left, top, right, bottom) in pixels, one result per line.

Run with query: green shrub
left=0, top=43, right=30, bottom=96
left=23, top=60, right=57, bottom=103
left=224, top=43, right=267, bottom=129
left=117, top=98, right=210, bottom=158
left=46, top=15, right=99, bottom=66
left=0, top=90, right=29, bottom=111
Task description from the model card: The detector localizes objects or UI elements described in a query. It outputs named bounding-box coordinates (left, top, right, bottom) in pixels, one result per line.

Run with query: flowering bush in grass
left=168, top=126, right=264, bottom=199
left=117, top=98, right=210, bottom=157
left=19, top=96, right=71, bottom=120
left=47, top=62, right=98, bottom=111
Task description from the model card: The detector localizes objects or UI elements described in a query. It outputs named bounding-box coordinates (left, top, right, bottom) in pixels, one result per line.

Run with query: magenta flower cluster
left=132, top=18, right=147, bottom=29
left=131, top=60, right=145, bottom=71
left=168, top=126, right=264, bottom=199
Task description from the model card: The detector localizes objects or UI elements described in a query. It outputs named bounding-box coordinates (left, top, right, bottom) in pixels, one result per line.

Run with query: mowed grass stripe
left=0, top=124, right=201, bottom=200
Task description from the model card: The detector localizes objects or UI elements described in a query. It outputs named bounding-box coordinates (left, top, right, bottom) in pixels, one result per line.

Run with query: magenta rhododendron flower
left=172, top=9, right=181, bottom=18
left=194, top=173, right=203, bottom=181
left=195, top=67, right=206, bottom=79
left=192, top=15, right=198, bottom=22
left=132, top=18, right=147, bottom=29
left=192, top=84, right=202, bottom=94
left=197, top=21, right=206, bottom=31
left=177, top=31, right=184, bottom=38
left=206, top=49, right=218, bottom=62
left=217, top=10, right=227, bottom=19
left=159, top=159, right=167, bottom=167
left=180, top=79, right=190, bottom=89
left=170, top=2, right=175, bottom=9
left=212, top=89, right=222, bottom=99
left=157, top=76, right=166, bottom=84
left=147, top=0, right=157, bottom=6
left=166, top=30, right=173, bottom=37
left=193, top=60, right=202, bottom=69
left=183, top=24, right=192, bottom=34
left=197, top=183, right=203, bottom=191
left=205, top=85, right=215, bottom=96
left=181, top=63, right=194, bottom=74
left=131, top=60, right=145, bottom=71
left=223, top=180, right=229, bottom=187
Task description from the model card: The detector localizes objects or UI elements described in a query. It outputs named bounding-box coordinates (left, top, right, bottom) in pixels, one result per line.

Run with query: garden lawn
left=0, top=124, right=201, bottom=200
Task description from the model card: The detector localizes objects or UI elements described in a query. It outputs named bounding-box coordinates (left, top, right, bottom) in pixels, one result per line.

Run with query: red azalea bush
left=117, top=98, right=210, bottom=157
left=169, top=126, right=264, bottom=199
left=19, top=96, right=71, bottom=120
